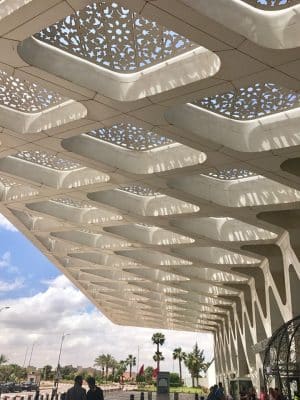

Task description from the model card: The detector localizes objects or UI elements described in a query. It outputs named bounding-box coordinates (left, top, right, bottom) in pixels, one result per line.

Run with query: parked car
left=0, top=382, right=18, bottom=393
left=21, top=382, right=38, bottom=391
left=12, top=383, right=23, bottom=392
left=0, top=381, right=38, bottom=393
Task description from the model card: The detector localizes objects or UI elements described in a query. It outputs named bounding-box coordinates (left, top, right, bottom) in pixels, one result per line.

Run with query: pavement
left=0, top=384, right=203, bottom=400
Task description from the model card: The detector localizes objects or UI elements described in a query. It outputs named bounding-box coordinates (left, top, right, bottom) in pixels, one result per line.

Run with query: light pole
left=28, top=342, right=36, bottom=367
left=22, top=346, right=28, bottom=368
left=54, top=333, right=70, bottom=389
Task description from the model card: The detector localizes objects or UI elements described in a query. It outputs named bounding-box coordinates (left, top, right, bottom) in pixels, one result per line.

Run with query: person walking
left=66, top=376, right=87, bottom=400
left=86, top=377, right=104, bottom=400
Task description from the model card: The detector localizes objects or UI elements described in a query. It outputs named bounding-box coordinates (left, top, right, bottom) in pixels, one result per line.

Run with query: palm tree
left=115, top=360, right=127, bottom=381
left=110, top=358, right=118, bottom=380
left=0, top=354, right=7, bottom=365
left=94, top=354, right=107, bottom=378
left=126, top=354, right=136, bottom=378
left=153, top=351, right=164, bottom=369
left=173, top=347, right=186, bottom=384
left=151, top=332, right=165, bottom=371
left=103, top=354, right=114, bottom=381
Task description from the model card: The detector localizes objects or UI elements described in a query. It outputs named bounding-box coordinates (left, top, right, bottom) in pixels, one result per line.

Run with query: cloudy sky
left=0, top=215, right=214, bottom=376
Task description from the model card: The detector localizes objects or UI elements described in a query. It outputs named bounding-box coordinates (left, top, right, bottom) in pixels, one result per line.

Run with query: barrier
left=0, top=387, right=123, bottom=400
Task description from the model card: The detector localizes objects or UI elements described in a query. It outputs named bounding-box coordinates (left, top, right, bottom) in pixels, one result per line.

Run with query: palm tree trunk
left=196, top=375, right=199, bottom=387
left=192, top=375, right=195, bottom=388
left=179, top=360, right=182, bottom=384
left=157, top=343, right=159, bottom=370
left=129, top=363, right=132, bottom=378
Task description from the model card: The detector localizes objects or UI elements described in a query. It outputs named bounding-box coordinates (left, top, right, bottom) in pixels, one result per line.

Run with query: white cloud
left=0, top=275, right=214, bottom=375
left=0, top=251, right=23, bottom=292
left=0, top=251, right=11, bottom=268
left=0, top=277, right=24, bottom=292
left=0, top=251, right=20, bottom=275
left=0, top=214, right=17, bottom=232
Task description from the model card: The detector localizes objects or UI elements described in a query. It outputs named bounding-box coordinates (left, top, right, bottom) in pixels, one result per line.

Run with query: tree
left=0, top=364, right=26, bottom=382
left=0, top=354, right=7, bottom=365
left=110, top=358, right=119, bottom=381
left=151, top=332, right=165, bottom=370
left=94, top=354, right=107, bottom=379
left=126, top=354, right=136, bottom=378
left=115, top=360, right=127, bottom=382
left=153, top=351, right=165, bottom=369
left=60, top=365, right=77, bottom=380
left=173, top=347, right=186, bottom=385
left=169, top=372, right=180, bottom=387
left=184, top=353, right=196, bottom=388
left=144, top=366, right=154, bottom=384
left=95, top=354, right=116, bottom=382
left=41, top=365, right=53, bottom=380
left=184, top=343, right=206, bottom=387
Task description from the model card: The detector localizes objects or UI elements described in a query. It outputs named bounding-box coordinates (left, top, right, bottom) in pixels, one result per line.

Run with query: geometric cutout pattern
left=194, top=83, right=300, bottom=120
left=35, top=1, right=195, bottom=73
left=244, top=0, right=295, bottom=9
left=0, top=69, right=65, bottom=113
left=51, top=197, right=96, bottom=208
left=86, top=123, right=174, bottom=151
left=14, top=151, right=82, bottom=171
left=1, top=0, right=300, bottom=392
left=0, top=175, right=20, bottom=187
left=119, top=185, right=162, bottom=196
left=204, top=167, right=258, bottom=180
left=135, top=223, right=156, bottom=229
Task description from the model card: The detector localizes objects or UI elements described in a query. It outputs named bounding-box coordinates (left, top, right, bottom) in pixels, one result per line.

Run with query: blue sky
left=0, top=214, right=214, bottom=373
left=0, top=227, right=59, bottom=299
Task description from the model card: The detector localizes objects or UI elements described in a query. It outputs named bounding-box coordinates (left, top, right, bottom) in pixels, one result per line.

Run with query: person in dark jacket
left=66, top=376, right=87, bottom=400
left=86, top=377, right=104, bottom=400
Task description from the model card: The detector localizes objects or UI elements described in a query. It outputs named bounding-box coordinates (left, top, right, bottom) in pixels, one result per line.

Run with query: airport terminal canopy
left=0, top=0, right=300, bottom=392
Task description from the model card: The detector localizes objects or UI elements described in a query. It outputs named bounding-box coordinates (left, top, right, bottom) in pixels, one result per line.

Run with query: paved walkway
left=1, top=389, right=203, bottom=400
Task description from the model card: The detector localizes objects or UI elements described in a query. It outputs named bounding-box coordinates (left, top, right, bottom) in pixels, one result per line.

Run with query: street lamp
left=54, top=333, right=70, bottom=388
left=0, top=306, right=10, bottom=312
left=28, top=342, right=36, bottom=367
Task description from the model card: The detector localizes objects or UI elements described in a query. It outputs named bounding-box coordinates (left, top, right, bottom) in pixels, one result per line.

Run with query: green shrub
left=170, top=373, right=180, bottom=385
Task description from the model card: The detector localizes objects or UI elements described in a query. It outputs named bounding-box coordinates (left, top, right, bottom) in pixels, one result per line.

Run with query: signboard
left=157, top=372, right=170, bottom=394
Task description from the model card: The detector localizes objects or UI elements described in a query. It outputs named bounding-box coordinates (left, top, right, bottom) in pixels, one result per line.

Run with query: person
left=65, top=376, right=87, bottom=400
left=274, top=388, right=284, bottom=400
left=248, top=387, right=257, bottom=400
left=240, top=386, right=247, bottom=400
left=227, top=391, right=233, bottom=400
left=269, top=388, right=276, bottom=400
left=86, top=376, right=104, bottom=400
left=216, top=382, right=225, bottom=400
left=207, top=386, right=217, bottom=400
left=259, top=387, right=267, bottom=400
